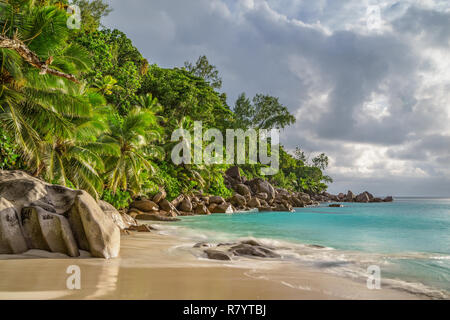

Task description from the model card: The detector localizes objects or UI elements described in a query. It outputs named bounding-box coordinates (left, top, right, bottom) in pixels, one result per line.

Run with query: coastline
left=0, top=227, right=426, bottom=300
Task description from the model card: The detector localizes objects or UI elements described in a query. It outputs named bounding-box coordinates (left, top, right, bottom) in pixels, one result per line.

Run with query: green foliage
left=75, top=29, right=146, bottom=114
left=101, top=107, right=163, bottom=195
left=0, top=128, right=23, bottom=170
left=233, top=93, right=296, bottom=130
left=206, top=171, right=233, bottom=198
left=274, top=147, right=331, bottom=194
left=139, top=65, right=233, bottom=133
left=154, top=162, right=183, bottom=201
left=70, top=0, right=112, bottom=33
left=102, top=189, right=131, bottom=210
left=184, top=55, right=222, bottom=90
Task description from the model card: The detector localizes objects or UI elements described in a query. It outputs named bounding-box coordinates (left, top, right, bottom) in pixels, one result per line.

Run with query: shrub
left=102, top=189, right=132, bottom=209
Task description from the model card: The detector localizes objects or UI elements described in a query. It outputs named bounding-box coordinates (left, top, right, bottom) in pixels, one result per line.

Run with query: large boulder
left=274, top=203, right=293, bottom=212
left=225, top=166, right=241, bottom=179
left=355, top=192, right=370, bottom=203
left=194, top=203, right=210, bottom=215
left=384, top=196, right=394, bottom=202
left=0, top=170, right=122, bottom=259
left=99, top=200, right=136, bottom=230
left=364, top=191, right=374, bottom=201
left=134, top=213, right=180, bottom=222
left=229, top=243, right=280, bottom=258
left=299, top=192, right=312, bottom=205
left=290, top=197, right=305, bottom=208
left=346, top=191, right=356, bottom=202
left=209, top=196, right=225, bottom=205
left=235, top=184, right=251, bottom=197
left=255, top=192, right=268, bottom=200
left=130, top=200, right=159, bottom=212
left=211, top=203, right=233, bottom=214
left=248, top=179, right=276, bottom=200
left=0, top=170, right=77, bottom=214
left=152, top=190, right=166, bottom=204
left=204, top=249, right=232, bottom=261
left=21, top=206, right=79, bottom=257
left=171, top=194, right=185, bottom=208
left=0, top=198, right=28, bottom=254
left=230, top=194, right=246, bottom=207
left=69, top=191, right=120, bottom=259
left=179, top=198, right=193, bottom=212
left=120, top=212, right=138, bottom=227
left=247, top=197, right=261, bottom=208
left=159, top=199, right=179, bottom=215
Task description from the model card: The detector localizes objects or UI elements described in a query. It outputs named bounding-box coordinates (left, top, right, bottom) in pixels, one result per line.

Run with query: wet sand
left=0, top=232, right=422, bottom=300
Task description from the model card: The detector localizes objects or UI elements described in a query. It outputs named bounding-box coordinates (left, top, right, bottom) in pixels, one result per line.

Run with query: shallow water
left=173, top=198, right=450, bottom=298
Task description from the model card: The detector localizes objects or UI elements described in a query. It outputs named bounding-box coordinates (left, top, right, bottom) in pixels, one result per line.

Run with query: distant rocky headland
left=0, top=168, right=393, bottom=259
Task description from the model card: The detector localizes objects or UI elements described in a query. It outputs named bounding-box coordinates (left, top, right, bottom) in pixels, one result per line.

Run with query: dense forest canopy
left=0, top=0, right=332, bottom=208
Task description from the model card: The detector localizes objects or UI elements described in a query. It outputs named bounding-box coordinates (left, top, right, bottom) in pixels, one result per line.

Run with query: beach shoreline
left=0, top=230, right=425, bottom=300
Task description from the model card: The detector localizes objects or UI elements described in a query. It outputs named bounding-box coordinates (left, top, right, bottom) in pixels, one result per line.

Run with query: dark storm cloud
left=103, top=0, right=450, bottom=196
left=392, top=6, right=450, bottom=47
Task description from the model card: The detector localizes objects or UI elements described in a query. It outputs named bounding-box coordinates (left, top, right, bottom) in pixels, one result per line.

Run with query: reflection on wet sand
left=0, top=233, right=421, bottom=300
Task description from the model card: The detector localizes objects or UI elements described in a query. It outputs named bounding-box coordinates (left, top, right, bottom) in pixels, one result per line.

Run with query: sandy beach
left=0, top=230, right=422, bottom=300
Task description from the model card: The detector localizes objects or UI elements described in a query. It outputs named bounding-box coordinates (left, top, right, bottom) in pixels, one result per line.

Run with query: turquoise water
left=177, top=198, right=450, bottom=296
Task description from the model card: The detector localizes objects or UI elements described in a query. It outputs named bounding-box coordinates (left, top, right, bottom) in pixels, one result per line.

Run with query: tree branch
left=0, top=35, right=79, bottom=83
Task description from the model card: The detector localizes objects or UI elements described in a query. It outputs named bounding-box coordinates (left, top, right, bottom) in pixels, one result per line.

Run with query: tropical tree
left=101, top=107, right=163, bottom=195
left=41, top=96, right=118, bottom=199
left=0, top=0, right=92, bottom=173
left=233, top=93, right=296, bottom=130
left=184, top=55, right=222, bottom=90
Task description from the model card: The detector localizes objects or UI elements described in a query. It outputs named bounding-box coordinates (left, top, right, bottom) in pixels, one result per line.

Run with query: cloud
left=103, top=0, right=450, bottom=196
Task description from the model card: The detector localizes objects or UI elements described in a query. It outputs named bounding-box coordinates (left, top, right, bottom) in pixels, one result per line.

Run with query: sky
left=102, top=0, right=450, bottom=197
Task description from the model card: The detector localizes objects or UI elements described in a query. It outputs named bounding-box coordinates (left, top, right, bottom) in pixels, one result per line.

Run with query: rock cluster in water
left=195, top=239, right=281, bottom=261
left=127, top=166, right=394, bottom=222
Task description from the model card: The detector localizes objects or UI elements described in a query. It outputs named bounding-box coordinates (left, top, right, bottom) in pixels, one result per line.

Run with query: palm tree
left=93, top=75, right=120, bottom=96
left=101, top=107, right=163, bottom=195
left=0, top=1, right=93, bottom=174
left=41, top=94, right=119, bottom=199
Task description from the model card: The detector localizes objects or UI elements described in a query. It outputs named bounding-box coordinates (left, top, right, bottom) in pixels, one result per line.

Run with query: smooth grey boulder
left=346, top=191, right=356, bottom=202
left=179, top=197, right=193, bottom=212
left=209, top=196, right=225, bottom=204
left=152, top=190, right=167, bottom=204
left=69, top=191, right=120, bottom=259
left=21, top=206, right=79, bottom=257
left=248, top=179, right=276, bottom=201
left=355, top=192, right=370, bottom=203
left=0, top=170, right=78, bottom=215
left=230, top=193, right=246, bottom=207
left=0, top=198, right=28, bottom=254
left=225, top=166, right=241, bottom=179
left=204, top=249, right=232, bottom=261
left=99, top=200, right=137, bottom=230
left=171, top=195, right=185, bottom=208
left=159, top=199, right=179, bottom=215
left=230, top=243, right=280, bottom=258
left=130, top=199, right=159, bottom=212
left=235, top=184, right=251, bottom=197
left=135, top=213, right=181, bottom=222
left=194, top=203, right=210, bottom=215
left=247, top=197, right=261, bottom=208
left=211, top=203, right=233, bottom=214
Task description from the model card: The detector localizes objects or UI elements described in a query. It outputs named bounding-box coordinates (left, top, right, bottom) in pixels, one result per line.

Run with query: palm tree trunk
left=0, top=35, right=79, bottom=83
